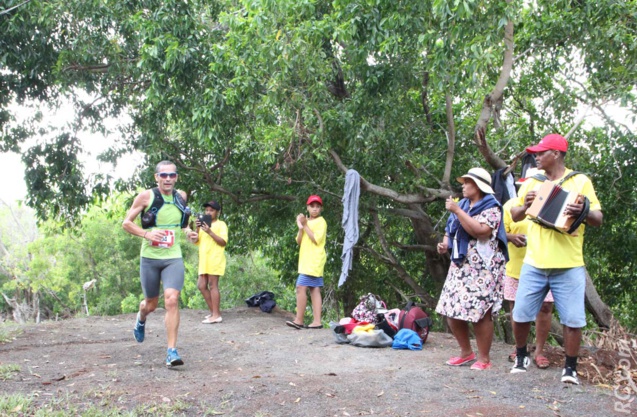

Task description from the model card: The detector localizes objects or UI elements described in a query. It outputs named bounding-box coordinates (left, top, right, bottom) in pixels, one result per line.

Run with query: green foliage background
left=1, top=0, right=636, bottom=330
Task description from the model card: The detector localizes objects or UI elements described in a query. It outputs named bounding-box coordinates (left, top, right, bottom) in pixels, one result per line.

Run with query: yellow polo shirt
left=514, top=169, right=601, bottom=269
left=503, top=199, right=529, bottom=279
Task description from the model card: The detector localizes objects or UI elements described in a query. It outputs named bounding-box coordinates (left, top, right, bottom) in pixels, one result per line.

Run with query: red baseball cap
left=306, top=195, right=323, bottom=205
left=526, top=134, right=568, bottom=153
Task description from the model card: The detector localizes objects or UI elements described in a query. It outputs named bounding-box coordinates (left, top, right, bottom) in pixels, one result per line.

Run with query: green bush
left=183, top=251, right=295, bottom=312
left=120, top=293, right=142, bottom=314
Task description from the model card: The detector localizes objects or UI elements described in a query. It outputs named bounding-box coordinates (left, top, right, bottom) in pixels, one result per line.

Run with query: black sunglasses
left=158, top=172, right=178, bottom=179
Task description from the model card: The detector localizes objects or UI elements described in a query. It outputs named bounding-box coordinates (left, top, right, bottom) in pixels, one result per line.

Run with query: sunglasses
left=158, top=172, right=178, bottom=179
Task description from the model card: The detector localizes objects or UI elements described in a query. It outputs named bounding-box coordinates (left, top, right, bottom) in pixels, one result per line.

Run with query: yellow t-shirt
left=503, top=199, right=529, bottom=279
left=298, top=216, right=327, bottom=277
left=196, top=220, right=228, bottom=276
left=514, top=169, right=601, bottom=269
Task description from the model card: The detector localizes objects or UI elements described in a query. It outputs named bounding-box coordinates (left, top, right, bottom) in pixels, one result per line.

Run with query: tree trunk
left=408, top=206, right=450, bottom=288
left=549, top=317, right=564, bottom=346
left=585, top=269, right=614, bottom=329
left=1, top=292, right=30, bottom=324
left=33, top=291, right=40, bottom=324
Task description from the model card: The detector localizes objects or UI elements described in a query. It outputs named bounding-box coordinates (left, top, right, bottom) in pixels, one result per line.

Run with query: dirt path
left=0, top=307, right=619, bottom=416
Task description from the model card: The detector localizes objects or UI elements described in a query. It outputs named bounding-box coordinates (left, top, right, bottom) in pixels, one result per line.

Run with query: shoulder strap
left=399, top=301, right=415, bottom=329
left=531, top=171, right=583, bottom=185
left=140, top=188, right=164, bottom=229
left=557, top=171, right=582, bottom=185
left=172, top=189, right=187, bottom=211
left=172, top=190, right=191, bottom=229
left=148, top=188, right=163, bottom=212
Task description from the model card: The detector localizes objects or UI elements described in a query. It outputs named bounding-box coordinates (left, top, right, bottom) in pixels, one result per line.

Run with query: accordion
left=525, top=180, right=589, bottom=235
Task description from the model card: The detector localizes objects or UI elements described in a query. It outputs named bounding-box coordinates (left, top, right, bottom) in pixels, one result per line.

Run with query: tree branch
left=421, top=71, right=433, bottom=126
left=370, top=211, right=437, bottom=307
left=473, top=3, right=514, bottom=170
left=0, top=0, right=31, bottom=16
left=443, top=93, right=456, bottom=185
left=328, top=149, right=454, bottom=204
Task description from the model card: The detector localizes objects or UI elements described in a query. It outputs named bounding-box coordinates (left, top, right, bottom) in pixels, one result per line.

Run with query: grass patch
left=0, top=364, right=20, bottom=381
left=0, top=392, right=203, bottom=416
left=0, top=393, right=34, bottom=415
left=0, top=324, right=23, bottom=344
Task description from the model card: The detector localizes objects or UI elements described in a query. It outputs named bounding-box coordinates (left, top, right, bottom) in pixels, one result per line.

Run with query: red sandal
left=534, top=354, right=550, bottom=369
left=446, top=352, right=476, bottom=366
left=470, top=361, right=492, bottom=370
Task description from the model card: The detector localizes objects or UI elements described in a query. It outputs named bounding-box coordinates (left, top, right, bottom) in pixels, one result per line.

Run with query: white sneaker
left=561, top=367, right=580, bottom=385
left=510, top=355, right=530, bottom=373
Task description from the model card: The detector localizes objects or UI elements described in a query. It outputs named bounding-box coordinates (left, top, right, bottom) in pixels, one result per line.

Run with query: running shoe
left=510, top=355, right=530, bottom=373
left=165, top=348, right=184, bottom=367
left=561, top=367, right=580, bottom=385
left=133, top=316, right=145, bottom=343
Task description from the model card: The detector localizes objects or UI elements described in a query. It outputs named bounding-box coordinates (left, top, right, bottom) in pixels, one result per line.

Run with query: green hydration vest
left=140, top=189, right=191, bottom=260
left=141, top=188, right=191, bottom=229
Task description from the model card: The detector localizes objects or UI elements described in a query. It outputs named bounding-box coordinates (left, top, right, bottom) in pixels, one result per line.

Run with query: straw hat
left=457, top=167, right=495, bottom=195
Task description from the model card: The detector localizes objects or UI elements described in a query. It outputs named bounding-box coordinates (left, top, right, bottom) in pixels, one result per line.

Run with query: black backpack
left=245, top=291, right=277, bottom=313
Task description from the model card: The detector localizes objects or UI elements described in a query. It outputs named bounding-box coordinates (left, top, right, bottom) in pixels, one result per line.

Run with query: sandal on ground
left=202, top=317, right=222, bottom=324
left=470, top=361, right=492, bottom=370
left=285, top=320, right=304, bottom=330
left=446, top=352, right=476, bottom=366
left=306, top=324, right=323, bottom=329
left=534, top=354, right=550, bottom=369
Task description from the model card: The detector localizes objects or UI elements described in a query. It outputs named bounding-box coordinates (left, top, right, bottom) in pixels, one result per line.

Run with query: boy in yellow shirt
left=503, top=197, right=553, bottom=369
left=194, top=200, right=228, bottom=324
left=286, top=195, right=327, bottom=330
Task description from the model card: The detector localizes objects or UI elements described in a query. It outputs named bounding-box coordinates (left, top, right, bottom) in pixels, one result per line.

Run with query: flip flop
left=446, top=352, right=476, bottom=366
left=306, top=325, right=323, bottom=329
left=508, top=351, right=517, bottom=362
left=285, top=320, right=304, bottom=330
left=202, top=317, right=222, bottom=324
left=534, top=354, right=550, bottom=369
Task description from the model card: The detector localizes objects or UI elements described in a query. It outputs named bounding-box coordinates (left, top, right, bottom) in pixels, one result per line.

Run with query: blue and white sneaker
left=133, top=315, right=145, bottom=343
left=166, top=348, right=184, bottom=367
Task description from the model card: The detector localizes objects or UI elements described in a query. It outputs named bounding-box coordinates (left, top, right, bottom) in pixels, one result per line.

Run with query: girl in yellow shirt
left=286, top=195, right=327, bottom=330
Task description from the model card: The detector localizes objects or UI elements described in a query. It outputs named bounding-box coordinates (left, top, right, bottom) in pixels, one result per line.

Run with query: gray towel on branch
left=338, top=169, right=360, bottom=287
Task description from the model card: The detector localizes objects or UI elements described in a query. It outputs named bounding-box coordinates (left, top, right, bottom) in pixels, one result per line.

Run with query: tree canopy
left=1, top=0, right=636, bottom=322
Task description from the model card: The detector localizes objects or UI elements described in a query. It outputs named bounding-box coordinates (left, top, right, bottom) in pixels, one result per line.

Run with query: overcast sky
left=1, top=100, right=633, bottom=205
left=1, top=98, right=143, bottom=204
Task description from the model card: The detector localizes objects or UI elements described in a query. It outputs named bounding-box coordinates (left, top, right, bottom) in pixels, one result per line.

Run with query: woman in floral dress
left=435, top=167, right=509, bottom=370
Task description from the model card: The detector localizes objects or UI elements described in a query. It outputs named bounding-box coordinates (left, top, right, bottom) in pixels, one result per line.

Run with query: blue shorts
left=512, top=264, right=586, bottom=328
left=296, top=274, right=324, bottom=288
left=140, top=257, right=185, bottom=298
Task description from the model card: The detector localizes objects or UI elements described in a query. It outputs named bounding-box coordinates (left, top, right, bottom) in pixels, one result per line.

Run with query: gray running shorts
left=139, top=257, right=185, bottom=298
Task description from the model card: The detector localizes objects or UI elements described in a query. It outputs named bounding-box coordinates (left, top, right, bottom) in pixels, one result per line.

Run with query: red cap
left=306, top=195, right=323, bottom=205
left=526, top=134, right=568, bottom=153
